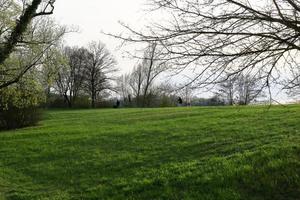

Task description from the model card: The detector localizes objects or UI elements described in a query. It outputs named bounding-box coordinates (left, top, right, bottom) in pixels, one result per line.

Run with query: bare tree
left=131, top=42, right=168, bottom=107
left=83, top=41, right=117, bottom=108
left=215, top=74, right=237, bottom=105
left=283, top=61, right=300, bottom=99
left=129, top=64, right=144, bottom=106
left=216, top=73, right=264, bottom=105
left=235, top=74, right=265, bottom=105
left=110, top=0, right=300, bottom=99
left=141, top=43, right=163, bottom=106
left=55, top=47, right=88, bottom=108
left=176, top=85, right=194, bottom=106
left=116, top=74, right=133, bottom=105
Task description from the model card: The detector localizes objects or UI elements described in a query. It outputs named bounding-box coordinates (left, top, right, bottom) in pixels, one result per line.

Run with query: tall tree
left=129, top=64, right=144, bottom=106
left=116, top=74, right=133, bottom=105
left=39, top=46, right=65, bottom=103
left=83, top=41, right=117, bottom=108
left=0, top=0, right=55, bottom=64
left=128, top=43, right=168, bottom=107
left=0, top=0, right=57, bottom=89
left=55, top=47, right=88, bottom=108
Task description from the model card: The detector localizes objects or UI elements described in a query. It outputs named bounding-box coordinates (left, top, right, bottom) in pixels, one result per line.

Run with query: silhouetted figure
left=113, top=99, right=121, bottom=108
left=128, top=94, right=132, bottom=103
left=177, top=97, right=183, bottom=106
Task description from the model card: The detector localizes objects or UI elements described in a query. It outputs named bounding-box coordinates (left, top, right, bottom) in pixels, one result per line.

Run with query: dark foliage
left=0, top=106, right=42, bottom=130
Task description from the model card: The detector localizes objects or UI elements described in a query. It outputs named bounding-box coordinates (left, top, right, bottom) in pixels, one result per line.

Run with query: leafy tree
left=0, top=0, right=58, bottom=89
left=0, top=0, right=55, bottom=64
left=39, top=46, right=66, bottom=104
left=0, top=70, right=45, bottom=129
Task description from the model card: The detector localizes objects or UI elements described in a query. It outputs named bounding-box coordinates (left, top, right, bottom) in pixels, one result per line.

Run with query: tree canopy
left=0, top=0, right=58, bottom=89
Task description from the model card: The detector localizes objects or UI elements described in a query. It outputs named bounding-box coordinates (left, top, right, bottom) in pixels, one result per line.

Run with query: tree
left=216, top=73, right=264, bottom=105
left=0, top=65, right=45, bottom=129
left=216, top=75, right=237, bottom=105
left=129, top=64, right=144, bottom=106
left=39, top=46, right=65, bottom=104
left=127, top=43, right=168, bottom=107
left=112, top=0, right=300, bottom=97
left=84, top=41, right=117, bottom=108
left=283, top=59, right=300, bottom=99
left=55, top=47, right=88, bottom=108
left=0, top=0, right=55, bottom=64
left=235, top=73, right=264, bottom=105
left=141, top=43, right=164, bottom=106
left=116, top=74, right=133, bottom=105
left=0, top=0, right=58, bottom=89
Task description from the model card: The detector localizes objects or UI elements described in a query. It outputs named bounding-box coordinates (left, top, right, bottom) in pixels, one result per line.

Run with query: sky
left=53, top=0, right=147, bottom=73
left=52, top=1, right=292, bottom=103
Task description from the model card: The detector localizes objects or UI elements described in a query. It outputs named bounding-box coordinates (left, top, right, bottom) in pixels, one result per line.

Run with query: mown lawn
left=0, top=106, right=300, bottom=200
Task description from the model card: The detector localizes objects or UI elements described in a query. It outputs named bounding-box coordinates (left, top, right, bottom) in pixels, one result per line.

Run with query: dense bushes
left=45, top=93, right=114, bottom=108
left=0, top=78, right=45, bottom=130
left=0, top=107, right=42, bottom=130
left=46, top=94, right=91, bottom=109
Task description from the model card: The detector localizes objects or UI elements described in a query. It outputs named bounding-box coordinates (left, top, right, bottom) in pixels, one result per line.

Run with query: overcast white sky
left=52, top=1, right=292, bottom=102
left=53, top=0, right=147, bottom=73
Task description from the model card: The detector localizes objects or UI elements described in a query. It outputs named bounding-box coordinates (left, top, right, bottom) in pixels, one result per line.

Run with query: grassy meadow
left=0, top=105, right=300, bottom=199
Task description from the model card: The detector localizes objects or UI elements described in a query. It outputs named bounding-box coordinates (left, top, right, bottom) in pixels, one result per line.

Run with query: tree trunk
left=91, top=92, right=96, bottom=108
left=64, top=93, right=72, bottom=108
left=0, top=0, right=42, bottom=65
left=91, top=78, right=96, bottom=108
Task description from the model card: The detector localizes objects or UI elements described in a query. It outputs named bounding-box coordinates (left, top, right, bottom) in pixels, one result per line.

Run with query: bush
left=0, top=78, right=45, bottom=130
left=43, top=93, right=66, bottom=108
left=0, top=106, right=42, bottom=130
left=95, top=99, right=115, bottom=108
left=74, top=96, right=91, bottom=108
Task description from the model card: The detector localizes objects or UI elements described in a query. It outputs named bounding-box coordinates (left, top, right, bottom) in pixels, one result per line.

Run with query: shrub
left=0, top=78, right=45, bottom=130
left=0, top=106, right=42, bottom=130
left=74, top=96, right=91, bottom=108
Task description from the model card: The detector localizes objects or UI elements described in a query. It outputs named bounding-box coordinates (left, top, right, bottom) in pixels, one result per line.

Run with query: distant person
left=113, top=99, right=121, bottom=108
left=177, top=97, right=183, bottom=107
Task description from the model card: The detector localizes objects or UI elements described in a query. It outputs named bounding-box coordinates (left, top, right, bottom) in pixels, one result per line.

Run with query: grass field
left=0, top=106, right=300, bottom=200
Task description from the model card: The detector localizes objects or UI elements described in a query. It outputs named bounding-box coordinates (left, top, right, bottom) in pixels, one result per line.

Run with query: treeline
left=0, top=40, right=118, bottom=129
left=44, top=42, right=178, bottom=109
left=0, top=0, right=285, bottom=130
left=0, top=1, right=120, bottom=129
left=43, top=42, right=117, bottom=108
left=115, top=43, right=175, bottom=108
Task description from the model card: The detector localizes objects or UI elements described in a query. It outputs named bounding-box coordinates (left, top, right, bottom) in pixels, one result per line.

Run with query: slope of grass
left=0, top=105, right=300, bottom=200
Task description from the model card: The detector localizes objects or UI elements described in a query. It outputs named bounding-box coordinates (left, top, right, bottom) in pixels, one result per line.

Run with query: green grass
left=0, top=105, right=300, bottom=200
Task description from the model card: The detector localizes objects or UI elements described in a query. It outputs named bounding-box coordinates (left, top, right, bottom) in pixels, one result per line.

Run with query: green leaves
left=0, top=74, right=45, bottom=110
